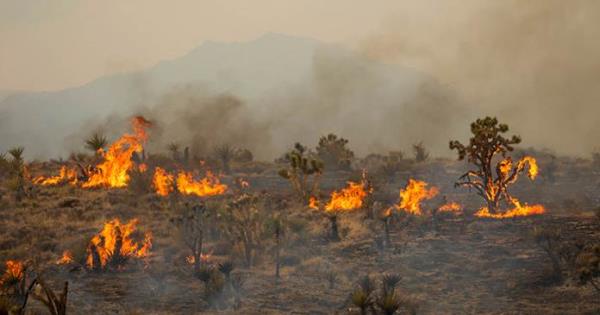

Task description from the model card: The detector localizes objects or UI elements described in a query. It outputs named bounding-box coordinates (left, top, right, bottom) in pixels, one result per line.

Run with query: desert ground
left=1, top=137, right=599, bottom=315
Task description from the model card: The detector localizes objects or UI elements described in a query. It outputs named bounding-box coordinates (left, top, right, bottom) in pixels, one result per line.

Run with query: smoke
left=359, top=0, right=600, bottom=156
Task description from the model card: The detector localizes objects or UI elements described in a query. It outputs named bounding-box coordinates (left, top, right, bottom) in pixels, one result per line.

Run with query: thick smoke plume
left=360, top=0, right=600, bottom=156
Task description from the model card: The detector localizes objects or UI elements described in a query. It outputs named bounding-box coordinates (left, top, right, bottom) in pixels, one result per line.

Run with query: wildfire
left=153, top=167, right=175, bottom=197
left=86, top=218, right=152, bottom=270
left=397, top=179, right=439, bottom=215
left=176, top=171, right=228, bottom=197
left=82, top=116, right=151, bottom=188
left=33, top=166, right=78, bottom=186
left=138, top=163, right=148, bottom=173
left=56, top=250, right=74, bottom=265
left=475, top=198, right=545, bottom=219
left=309, top=196, right=319, bottom=210
left=438, top=201, right=462, bottom=213
left=186, top=251, right=213, bottom=265
left=323, top=181, right=368, bottom=212
left=0, top=260, right=24, bottom=285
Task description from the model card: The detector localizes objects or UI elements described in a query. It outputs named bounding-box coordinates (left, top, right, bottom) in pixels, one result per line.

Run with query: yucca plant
left=376, top=291, right=401, bottom=315
left=351, top=288, right=373, bottom=315
left=84, top=133, right=107, bottom=154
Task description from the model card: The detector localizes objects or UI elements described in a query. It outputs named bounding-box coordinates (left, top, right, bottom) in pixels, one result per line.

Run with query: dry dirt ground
left=1, top=164, right=599, bottom=315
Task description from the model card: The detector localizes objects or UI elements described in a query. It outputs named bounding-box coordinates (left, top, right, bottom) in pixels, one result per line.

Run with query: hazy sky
left=0, top=0, right=407, bottom=91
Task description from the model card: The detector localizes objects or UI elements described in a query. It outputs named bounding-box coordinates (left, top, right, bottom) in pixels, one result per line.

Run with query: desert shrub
left=220, top=194, right=270, bottom=267
left=316, top=133, right=354, bottom=171
left=533, top=226, right=567, bottom=282
left=412, top=141, right=429, bottom=162
left=233, top=148, right=253, bottom=163
left=172, top=202, right=208, bottom=274
left=574, top=244, right=600, bottom=292
left=278, top=143, right=323, bottom=202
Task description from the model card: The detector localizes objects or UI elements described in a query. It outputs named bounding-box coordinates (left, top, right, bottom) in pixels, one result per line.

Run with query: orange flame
left=176, top=171, right=227, bottom=197
left=475, top=198, right=545, bottom=219
left=33, top=166, right=78, bottom=186
left=186, top=251, right=213, bottom=265
left=309, top=196, right=319, bottom=210
left=138, top=163, right=148, bottom=173
left=323, top=181, right=368, bottom=212
left=398, top=179, right=439, bottom=215
left=438, top=202, right=462, bottom=213
left=86, top=218, right=152, bottom=269
left=520, top=156, right=538, bottom=180
left=82, top=116, right=151, bottom=188
left=0, top=260, right=24, bottom=285
left=56, top=251, right=74, bottom=265
left=152, top=167, right=175, bottom=197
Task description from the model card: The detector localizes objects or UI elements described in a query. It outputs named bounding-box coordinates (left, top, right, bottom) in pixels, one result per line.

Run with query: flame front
left=475, top=197, right=545, bottom=219
left=186, top=251, right=213, bottom=264
left=438, top=201, right=462, bottom=213
left=153, top=167, right=175, bottom=197
left=86, top=218, right=152, bottom=269
left=176, top=171, right=228, bottom=197
left=83, top=116, right=151, bottom=188
left=398, top=179, right=439, bottom=215
left=33, top=166, right=78, bottom=186
left=56, top=250, right=74, bottom=265
left=1, top=260, right=24, bottom=285
left=324, top=181, right=368, bottom=212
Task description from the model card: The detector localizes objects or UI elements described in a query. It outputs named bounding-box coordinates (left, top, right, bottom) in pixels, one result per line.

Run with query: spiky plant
left=6, top=147, right=26, bottom=201
left=376, top=291, right=402, bottom=315
left=196, top=265, right=213, bottom=292
left=351, top=288, right=373, bottom=315
left=358, top=275, right=375, bottom=296
left=84, top=133, right=107, bottom=154
left=382, top=274, right=402, bottom=293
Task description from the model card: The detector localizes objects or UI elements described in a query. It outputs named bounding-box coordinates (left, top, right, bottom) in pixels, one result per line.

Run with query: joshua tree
left=278, top=143, right=323, bottom=202
left=412, top=141, right=429, bottom=162
left=7, top=147, right=26, bottom=201
left=213, top=144, right=235, bottom=174
left=84, top=133, right=108, bottom=155
left=316, top=133, right=354, bottom=170
left=449, top=117, right=536, bottom=214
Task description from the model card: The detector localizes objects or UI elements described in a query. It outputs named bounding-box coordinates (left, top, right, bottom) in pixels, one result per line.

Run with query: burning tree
left=449, top=117, right=544, bottom=217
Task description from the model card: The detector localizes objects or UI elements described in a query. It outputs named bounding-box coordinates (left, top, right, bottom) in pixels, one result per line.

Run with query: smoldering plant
left=173, top=202, right=208, bottom=274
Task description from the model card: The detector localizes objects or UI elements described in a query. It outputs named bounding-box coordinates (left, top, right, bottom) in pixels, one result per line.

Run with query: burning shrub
left=84, top=132, right=108, bottom=156
left=316, top=133, right=354, bottom=171
left=310, top=179, right=370, bottom=241
left=85, top=218, right=152, bottom=271
left=449, top=116, right=545, bottom=217
left=278, top=143, right=323, bottom=202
